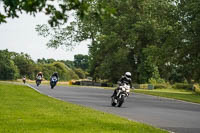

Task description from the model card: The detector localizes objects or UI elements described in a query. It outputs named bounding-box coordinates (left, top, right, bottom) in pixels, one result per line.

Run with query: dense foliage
left=39, top=62, right=79, bottom=80
left=74, top=54, right=89, bottom=71
left=36, top=0, right=200, bottom=84
left=0, top=50, right=19, bottom=80
left=1, top=0, right=199, bottom=84
left=0, top=49, right=88, bottom=81
left=0, top=0, right=113, bottom=26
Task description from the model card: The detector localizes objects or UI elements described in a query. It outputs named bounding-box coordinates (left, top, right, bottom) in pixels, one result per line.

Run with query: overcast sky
left=0, top=13, right=89, bottom=61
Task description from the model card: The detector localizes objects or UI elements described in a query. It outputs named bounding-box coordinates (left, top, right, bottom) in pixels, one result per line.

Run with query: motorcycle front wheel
left=111, top=97, right=117, bottom=106
left=117, top=95, right=124, bottom=107
left=50, top=82, right=56, bottom=89
left=36, top=81, right=41, bottom=86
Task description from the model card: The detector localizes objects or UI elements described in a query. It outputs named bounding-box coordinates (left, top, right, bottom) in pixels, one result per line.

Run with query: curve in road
left=29, top=84, right=200, bottom=133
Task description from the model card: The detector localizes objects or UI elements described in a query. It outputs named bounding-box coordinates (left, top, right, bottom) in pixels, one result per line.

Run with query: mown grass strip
left=134, top=88, right=200, bottom=104
left=0, top=82, right=167, bottom=133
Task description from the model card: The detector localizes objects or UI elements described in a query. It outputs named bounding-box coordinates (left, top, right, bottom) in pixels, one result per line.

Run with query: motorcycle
left=50, top=76, right=58, bottom=89
left=36, top=76, right=42, bottom=86
left=22, top=77, right=26, bottom=84
left=111, top=83, right=130, bottom=107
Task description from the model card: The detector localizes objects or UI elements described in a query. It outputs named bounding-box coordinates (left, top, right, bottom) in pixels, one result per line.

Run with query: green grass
left=0, top=82, right=167, bottom=133
left=134, top=88, right=200, bottom=104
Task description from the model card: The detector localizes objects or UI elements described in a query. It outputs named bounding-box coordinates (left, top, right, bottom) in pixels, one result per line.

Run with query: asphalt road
left=30, top=84, right=200, bottom=133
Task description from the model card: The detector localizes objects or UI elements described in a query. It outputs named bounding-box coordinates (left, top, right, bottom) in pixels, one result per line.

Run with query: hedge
left=172, top=83, right=193, bottom=90
left=193, top=84, right=200, bottom=94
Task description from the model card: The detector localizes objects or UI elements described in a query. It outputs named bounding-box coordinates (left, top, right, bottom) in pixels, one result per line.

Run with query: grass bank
left=134, top=88, right=200, bottom=104
left=0, top=82, right=167, bottom=133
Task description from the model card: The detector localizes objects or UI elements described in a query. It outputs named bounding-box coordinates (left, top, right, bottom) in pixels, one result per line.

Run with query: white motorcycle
left=111, top=83, right=130, bottom=107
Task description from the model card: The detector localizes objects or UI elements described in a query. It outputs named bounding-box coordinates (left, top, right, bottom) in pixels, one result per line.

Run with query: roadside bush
left=172, top=83, right=193, bottom=90
left=41, top=64, right=56, bottom=80
left=139, top=84, right=148, bottom=89
left=148, top=78, right=165, bottom=84
left=154, top=84, right=168, bottom=89
left=193, top=84, right=200, bottom=94
left=52, top=62, right=79, bottom=81
left=74, top=68, right=86, bottom=79
left=41, top=62, right=79, bottom=81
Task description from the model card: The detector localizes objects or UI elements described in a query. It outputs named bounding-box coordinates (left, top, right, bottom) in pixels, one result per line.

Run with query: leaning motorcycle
left=50, top=76, right=58, bottom=89
left=36, top=76, right=42, bottom=86
left=111, top=83, right=130, bottom=107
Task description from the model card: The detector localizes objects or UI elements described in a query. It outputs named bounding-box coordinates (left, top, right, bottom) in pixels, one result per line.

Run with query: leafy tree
left=87, top=0, right=179, bottom=83
left=0, top=0, right=115, bottom=26
left=176, top=0, right=200, bottom=83
left=74, top=54, right=89, bottom=71
left=0, top=49, right=84, bottom=81
left=73, top=68, right=86, bottom=79
left=35, top=0, right=200, bottom=84
left=0, top=50, right=19, bottom=80
left=41, top=62, right=79, bottom=80
left=37, top=58, right=55, bottom=64
left=37, top=58, right=48, bottom=64
left=12, top=52, right=36, bottom=79
left=58, top=59, right=74, bottom=68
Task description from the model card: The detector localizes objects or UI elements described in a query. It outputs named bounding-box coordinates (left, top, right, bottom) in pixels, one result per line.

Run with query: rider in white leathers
left=111, top=72, right=133, bottom=98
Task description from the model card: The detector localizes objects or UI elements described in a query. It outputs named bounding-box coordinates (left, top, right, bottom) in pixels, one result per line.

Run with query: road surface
left=29, top=84, right=200, bottom=133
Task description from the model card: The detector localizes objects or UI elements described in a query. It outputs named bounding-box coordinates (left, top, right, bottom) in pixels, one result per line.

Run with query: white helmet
left=125, top=72, right=131, bottom=78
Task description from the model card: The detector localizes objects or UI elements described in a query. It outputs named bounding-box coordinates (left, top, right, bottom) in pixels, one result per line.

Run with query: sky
left=0, top=13, right=89, bottom=61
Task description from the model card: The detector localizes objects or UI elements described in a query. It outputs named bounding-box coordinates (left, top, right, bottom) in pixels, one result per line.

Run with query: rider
left=22, top=76, right=26, bottom=84
left=111, top=72, right=133, bottom=98
left=36, top=72, right=43, bottom=80
left=51, top=72, right=59, bottom=81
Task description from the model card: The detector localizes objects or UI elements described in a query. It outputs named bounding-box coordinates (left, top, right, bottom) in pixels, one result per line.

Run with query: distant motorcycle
left=36, top=76, right=42, bottom=86
left=111, top=83, right=130, bottom=107
left=22, top=78, right=26, bottom=84
left=50, top=76, right=58, bottom=89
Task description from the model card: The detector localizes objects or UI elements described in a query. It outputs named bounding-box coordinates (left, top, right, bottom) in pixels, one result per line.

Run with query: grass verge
left=134, top=88, right=200, bottom=104
left=0, top=82, right=167, bottom=133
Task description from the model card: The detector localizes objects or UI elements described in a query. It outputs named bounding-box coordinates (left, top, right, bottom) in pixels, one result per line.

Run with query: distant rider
left=22, top=76, right=26, bottom=84
left=51, top=72, right=59, bottom=81
left=36, top=72, right=43, bottom=80
left=111, top=72, right=133, bottom=98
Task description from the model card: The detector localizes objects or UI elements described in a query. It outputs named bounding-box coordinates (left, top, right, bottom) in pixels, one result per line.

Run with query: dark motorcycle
left=22, top=77, right=26, bottom=84
left=36, top=76, right=42, bottom=86
left=50, top=76, right=58, bottom=89
left=111, top=84, right=130, bottom=107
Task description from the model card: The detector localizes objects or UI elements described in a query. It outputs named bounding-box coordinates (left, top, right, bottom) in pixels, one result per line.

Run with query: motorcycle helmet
left=38, top=72, right=43, bottom=74
left=125, top=72, right=131, bottom=78
left=54, top=72, right=58, bottom=74
left=53, top=72, right=58, bottom=76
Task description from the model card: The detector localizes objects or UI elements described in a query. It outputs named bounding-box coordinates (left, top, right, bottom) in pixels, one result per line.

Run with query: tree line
left=1, top=0, right=199, bottom=84
left=0, top=49, right=89, bottom=81
left=35, top=0, right=200, bottom=84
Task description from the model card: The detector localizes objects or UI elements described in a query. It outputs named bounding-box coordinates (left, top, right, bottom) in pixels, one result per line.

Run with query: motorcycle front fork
left=116, top=90, right=120, bottom=97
